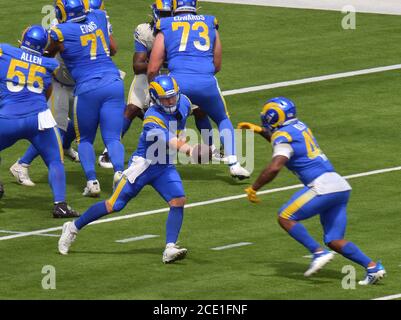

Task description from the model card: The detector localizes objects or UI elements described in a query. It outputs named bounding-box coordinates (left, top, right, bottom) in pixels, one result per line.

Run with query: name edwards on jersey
left=173, top=14, right=206, bottom=21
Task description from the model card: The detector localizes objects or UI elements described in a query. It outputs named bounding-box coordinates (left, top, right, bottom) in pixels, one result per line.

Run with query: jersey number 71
left=80, top=29, right=110, bottom=60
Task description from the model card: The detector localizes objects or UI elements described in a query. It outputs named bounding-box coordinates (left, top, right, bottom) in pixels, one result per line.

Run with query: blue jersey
left=157, top=14, right=219, bottom=75
left=134, top=94, right=192, bottom=164
left=0, top=44, right=59, bottom=118
left=271, top=120, right=335, bottom=185
left=50, top=10, right=120, bottom=95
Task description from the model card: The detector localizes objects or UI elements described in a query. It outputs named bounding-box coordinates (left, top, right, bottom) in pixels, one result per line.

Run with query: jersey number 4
left=302, top=129, right=323, bottom=159
left=80, top=29, right=110, bottom=60
left=6, top=59, right=46, bottom=94
left=172, top=21, right=210, bottom=52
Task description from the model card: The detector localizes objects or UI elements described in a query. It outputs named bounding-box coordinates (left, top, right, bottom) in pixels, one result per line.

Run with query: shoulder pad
left=50, top=25, right=64, bottom=42
left=134, top=23, right=154, bottom=47
left=271, top=130, right=293, bottom=146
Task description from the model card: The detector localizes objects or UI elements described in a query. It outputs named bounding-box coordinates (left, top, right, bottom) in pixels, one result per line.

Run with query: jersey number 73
left=172, top=21, right=210, bottom=52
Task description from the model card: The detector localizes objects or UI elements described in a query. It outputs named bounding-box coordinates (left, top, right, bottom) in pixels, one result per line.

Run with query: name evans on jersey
left=80, top=21, right=98, bottom=34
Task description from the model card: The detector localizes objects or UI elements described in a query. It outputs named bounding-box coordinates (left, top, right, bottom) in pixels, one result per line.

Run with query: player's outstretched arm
left=147, top=32, right=165, bottom=82
left=245, top=156, right=288, bottom=203
left=237, top=122, right=273, bottom=142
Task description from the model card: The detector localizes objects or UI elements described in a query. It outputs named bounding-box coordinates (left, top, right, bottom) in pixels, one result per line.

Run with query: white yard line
left=201, top=0, right=401, bottom=16
left=302, top=251, right=337, bottom=258
left=0, top=230, right=60, bottom=238
left=222, top=64, right=401, bottom=96
left=115, top=235, right=159, bottom=243
left=372, top=293, right=401, bottom=301
left=211, top=242, right=253, bottom=250
left=0, top=166, right=400, bottom=242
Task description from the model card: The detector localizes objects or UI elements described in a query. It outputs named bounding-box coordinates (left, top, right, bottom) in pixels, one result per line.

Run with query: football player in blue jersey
left=58, top=75, right=204, bottom=263
left=10, top=18, right=80, bottom=188
left=98, top=0, right=222, bottom=169
left=97, top=0, right=175, bottom=169
left=0, top=25, right=79, bottom=218
left=47, top=0, right=125, bottom=197
left=148, top=0, right=249, bottom=179
left=239, top=97, right=386, bottom=285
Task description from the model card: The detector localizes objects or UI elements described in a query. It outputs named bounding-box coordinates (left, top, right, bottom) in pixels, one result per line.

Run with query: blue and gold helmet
left=260, top=97, right=297, bottom=131
left=173, top=0, right=197, bottom=13
left=20, top=25, right=49, bottom=55
left=89, top=0, right=105, bottom=10
left=149, top=75, right=180, bottom=114
left=54, top=0, right=89, bottom=23
left=152, top=0, right=173, bottom=24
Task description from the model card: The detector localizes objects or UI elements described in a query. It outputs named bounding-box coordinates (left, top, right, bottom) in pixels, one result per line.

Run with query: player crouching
left=58, top=75, right=209, bottom=263
left=239, top=97, right=385, bottom=285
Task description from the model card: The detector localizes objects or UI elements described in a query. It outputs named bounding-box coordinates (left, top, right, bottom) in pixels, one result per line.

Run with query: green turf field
left=0, top=0, right=400, bottom=300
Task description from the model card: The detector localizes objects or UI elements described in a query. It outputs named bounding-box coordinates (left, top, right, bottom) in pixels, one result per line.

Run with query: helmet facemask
left=158, top=93, right=179, bottom=114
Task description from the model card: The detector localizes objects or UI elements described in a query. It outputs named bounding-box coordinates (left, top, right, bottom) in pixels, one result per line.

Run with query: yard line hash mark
left=211, top=242, right=253, bottom=251
left=0, top=166, right=400, bottom=241
left=115, top=235, right=159, bottom=243
left=372, top=293, right=401, bottom=301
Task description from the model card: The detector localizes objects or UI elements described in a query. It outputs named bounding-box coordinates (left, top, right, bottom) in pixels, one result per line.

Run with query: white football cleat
left=229, top=162, right=250, bottom=180
left=304, top=250, right=334, bottom=277
left=98, top=151, right=113, bottom=169
left=64, top=147, right=80, bottom=162
left=82, top=180, right=101, bottom=197
left=9, top=161, right=35, bottom=187
left=113, top=171, right=123, bottom=190
left=211, top=148, right=228, bottom=163
left=58, top=221, right=78, bottom=255
left=163, top=243, right=188, bottom=264
left=358, top=262, right=386, bottom=285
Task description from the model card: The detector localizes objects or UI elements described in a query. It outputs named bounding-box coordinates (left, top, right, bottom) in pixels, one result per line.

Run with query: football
left=191, top=143, right=212, bottom=164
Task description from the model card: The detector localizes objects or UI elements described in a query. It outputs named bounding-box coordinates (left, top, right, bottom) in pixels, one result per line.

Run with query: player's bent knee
left=327, top=239, right=346, bottom=252
left=278, top=215, right=295, bottom=231
left=105, top=199, right=125, bottom=213
left=169, top=197, right=186, bottom=207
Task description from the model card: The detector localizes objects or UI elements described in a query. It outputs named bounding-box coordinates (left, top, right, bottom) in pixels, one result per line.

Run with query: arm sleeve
left=134, top=40, right=147, bottom=53
left=106, top=14, right=113, bottom=35
left=272, top=143, right=294, bottom=160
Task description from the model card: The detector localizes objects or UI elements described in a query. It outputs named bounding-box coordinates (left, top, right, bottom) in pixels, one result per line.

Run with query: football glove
left=237, top=122, right=263, bottom=133
left=245, top=186, right=260, bottom=203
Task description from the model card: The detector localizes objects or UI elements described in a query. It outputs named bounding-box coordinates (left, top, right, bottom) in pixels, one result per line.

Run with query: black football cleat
left=53, top=202, right=80, bottom=219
